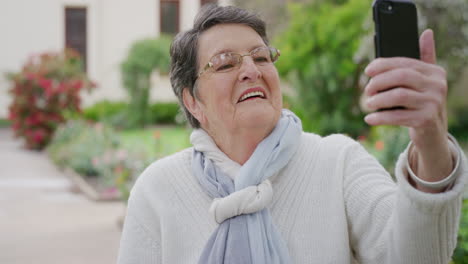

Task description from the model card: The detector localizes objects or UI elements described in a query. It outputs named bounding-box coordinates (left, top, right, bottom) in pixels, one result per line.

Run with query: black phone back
left=373, top=0, right=420, bottom=59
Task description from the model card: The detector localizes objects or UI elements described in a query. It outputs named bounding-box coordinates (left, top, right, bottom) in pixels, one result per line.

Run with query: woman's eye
left=215, top=63, right=235, bottom=72
left=254, top=56, right=269, bottom=63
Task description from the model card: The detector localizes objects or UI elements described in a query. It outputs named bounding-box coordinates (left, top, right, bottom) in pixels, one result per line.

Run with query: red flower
left=11, top=121, right=21, bottom=131
left=38, top=77, right=54, bottom=98
left=32, top=129, right=46, bottom=144
left=8, top=111, right=16, bottom=121
left=6, top=50, right=96, bottom=150
left=38, top=77, right=52, bottom=90
left=375, top=140, right=385, bottom=151
left=25, top=73, right=36, bottom=81
left=357, top=135, right=367, bottom=142
left=72, top=80, right=83, bottom=91
left=25, top=114, right=39, bottom=126
left=153, top=130, right=161, bottom=139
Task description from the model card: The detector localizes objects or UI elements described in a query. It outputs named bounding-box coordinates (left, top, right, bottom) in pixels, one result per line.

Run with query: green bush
left=83, top=101, right=182, bottom=126
left=47, top=119, right=151, bottom=201
left=83, top=100, right=128, bottom=127
left=0, top=119, right=10, bottom=128
left=83, top=100, right=127, bottom=121
left=449, top=105, right=468, bottom=142
left=453, top=199, right=468, bottom=263
left=149, top=102, right=180, bottom=124
left=360, top=126, right=410, bottom=175
left=47, top=119, right=120, bottom=176
left=121, top=35, right=173, bottom=128
left=275, top=0, right=371, bottom=137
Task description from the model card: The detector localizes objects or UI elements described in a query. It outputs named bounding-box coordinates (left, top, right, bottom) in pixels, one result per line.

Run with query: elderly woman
left=117, top=4, right=467, bottom=264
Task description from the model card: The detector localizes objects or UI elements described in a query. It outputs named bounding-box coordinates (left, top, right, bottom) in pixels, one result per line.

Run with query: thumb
left=419, top=29, right=437, bottom=64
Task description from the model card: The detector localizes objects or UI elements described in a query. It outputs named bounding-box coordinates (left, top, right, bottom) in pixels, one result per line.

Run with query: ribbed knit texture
left=117, top=132, right=468, bottom=264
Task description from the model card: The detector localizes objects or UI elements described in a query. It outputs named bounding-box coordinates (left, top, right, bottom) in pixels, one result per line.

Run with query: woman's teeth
left=240, top=91, right=265, bottom=102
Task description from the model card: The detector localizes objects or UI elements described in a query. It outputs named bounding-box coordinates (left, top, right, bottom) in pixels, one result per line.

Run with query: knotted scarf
left=191, top=109, right=302, bottom=264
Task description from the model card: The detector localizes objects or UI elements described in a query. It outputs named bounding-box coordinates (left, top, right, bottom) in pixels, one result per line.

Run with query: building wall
left=1, top=0, right=63, bottom=117
left=0, top=0, right=233, bottom=118
left=85, top=0, right=158, bottom=105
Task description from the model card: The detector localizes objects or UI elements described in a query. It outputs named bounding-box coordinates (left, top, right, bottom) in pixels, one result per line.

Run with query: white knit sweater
left=117, top=133, right=467, bottom=264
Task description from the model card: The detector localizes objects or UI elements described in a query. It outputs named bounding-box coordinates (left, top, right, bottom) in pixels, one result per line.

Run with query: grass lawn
left=0, top=119, right=11, bottom=128
left=119, top=125, right=192, bottom=159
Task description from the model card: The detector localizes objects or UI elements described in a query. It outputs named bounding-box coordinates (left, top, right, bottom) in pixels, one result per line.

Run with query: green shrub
left=121, top=35, right=173, bottom=128
left=47, top=119, right=120, bottom=176
left=6, top=49, right=95, bottom=149
left=83, top=100, right=127, bottom=121
left=149, top=102, right=180, bottom=124
left=449, top=106, right=468, bottom=142
left=453, top=199, right=468, bottom=263
left=360, top=126, right=410, bottom=175
left=83, top=100, right=128, bottom=128
left=47, top=119, right=153, bottom=201
left=83, top=101, right=183, bottom=127
left=275, top=0, right=371, bottom=137
left=0, top=119, right=11, bottom=128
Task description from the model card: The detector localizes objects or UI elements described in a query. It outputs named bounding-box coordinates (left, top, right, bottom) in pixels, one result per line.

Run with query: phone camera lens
left=379, top=1, right=394, bottom=13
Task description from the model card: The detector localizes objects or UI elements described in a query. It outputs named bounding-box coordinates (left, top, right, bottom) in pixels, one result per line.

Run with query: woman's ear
left=182, top=88, right=205, bottom=124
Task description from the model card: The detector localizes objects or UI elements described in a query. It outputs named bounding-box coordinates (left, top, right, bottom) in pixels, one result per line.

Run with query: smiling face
left=183, top=24, right=283, bottom=139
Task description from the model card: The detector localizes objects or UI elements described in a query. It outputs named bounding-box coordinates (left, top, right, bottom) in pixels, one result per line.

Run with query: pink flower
left=116, top=150, right=128, bottom=160
left=114, top=165, right=124, bottom=174
left=92, top=157, right=100, bottom=167
left=94, top=122, right=103, bottom=132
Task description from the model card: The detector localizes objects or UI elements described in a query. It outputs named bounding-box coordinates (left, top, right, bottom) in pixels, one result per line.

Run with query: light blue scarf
left=192, top=109, right=302, bottom=264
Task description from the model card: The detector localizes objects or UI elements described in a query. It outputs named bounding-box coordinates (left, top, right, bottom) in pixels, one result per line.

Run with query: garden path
left=0, top=128, right=125, bottom=264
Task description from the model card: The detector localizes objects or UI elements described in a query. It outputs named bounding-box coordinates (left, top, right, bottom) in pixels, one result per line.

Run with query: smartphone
left=372, top=0, right=420, bottom=111
left=373, top=0, right=420, bottom=59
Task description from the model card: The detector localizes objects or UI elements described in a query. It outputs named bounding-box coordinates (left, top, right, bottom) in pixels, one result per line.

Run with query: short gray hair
left=169, top=4, right=269, bottom=128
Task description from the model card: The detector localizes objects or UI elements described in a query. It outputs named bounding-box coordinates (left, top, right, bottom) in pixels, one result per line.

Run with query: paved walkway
left=0, top=128, right=126, bottom=264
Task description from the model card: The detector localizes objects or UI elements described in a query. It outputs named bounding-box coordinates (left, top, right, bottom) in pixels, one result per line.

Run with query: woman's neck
left=207, top=126, right=274, bottom=165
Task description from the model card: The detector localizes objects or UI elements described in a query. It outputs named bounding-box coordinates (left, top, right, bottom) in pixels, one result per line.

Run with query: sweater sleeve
left=343, top=139, right=468, bottom=264
left=117, top=214, right=161, bottom=264
left=117, top=168, right=162, bottom=264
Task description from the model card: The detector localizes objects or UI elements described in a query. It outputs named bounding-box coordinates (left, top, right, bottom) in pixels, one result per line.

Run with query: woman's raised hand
left=364, top=29, right=453, bottom=192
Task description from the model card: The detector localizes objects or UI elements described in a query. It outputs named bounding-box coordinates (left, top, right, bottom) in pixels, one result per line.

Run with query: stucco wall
left=0, top=0, right=208, bottom=118
left=1, top=0, right=64, bottom=117
left=83, top=0, right=159, bottom=105
left=0, top=0, right=234, bottom=118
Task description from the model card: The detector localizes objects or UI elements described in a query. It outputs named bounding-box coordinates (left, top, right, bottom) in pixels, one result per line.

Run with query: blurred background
left=0, top=0, right=467, bottom=263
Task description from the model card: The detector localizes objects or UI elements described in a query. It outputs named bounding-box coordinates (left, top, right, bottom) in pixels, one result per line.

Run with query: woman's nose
left=237, top=57, right=261, bottom=82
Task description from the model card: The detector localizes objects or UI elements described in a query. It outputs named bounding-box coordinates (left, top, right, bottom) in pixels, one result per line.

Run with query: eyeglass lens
left=212, top=47, right=277, bottom=73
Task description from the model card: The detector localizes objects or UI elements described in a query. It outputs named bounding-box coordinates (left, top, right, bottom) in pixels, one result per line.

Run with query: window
left=65, top=7, right=87, bottom=71
left=201, top=0, right=217, bottom=6
left=160, top=0, right=179, bottom=34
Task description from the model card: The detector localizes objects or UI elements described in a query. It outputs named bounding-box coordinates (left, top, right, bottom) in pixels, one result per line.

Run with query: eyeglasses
left=197, top=46, right=280, bottom=78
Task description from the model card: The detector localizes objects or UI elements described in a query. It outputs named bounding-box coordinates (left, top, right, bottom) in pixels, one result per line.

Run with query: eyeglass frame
left=196, top=46, right=281, bottom=78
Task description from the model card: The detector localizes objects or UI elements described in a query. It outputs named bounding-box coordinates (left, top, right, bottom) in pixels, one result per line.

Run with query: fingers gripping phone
left=373, top=0, right=420, bottom=59
left=372, top=0, right=420, bottom=111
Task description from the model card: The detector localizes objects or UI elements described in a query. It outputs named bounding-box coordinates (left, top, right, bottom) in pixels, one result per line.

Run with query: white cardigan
left=117, top=132, right=467, bottom=264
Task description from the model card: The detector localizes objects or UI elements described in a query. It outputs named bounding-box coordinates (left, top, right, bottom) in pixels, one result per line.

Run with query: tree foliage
left=275, top=0, right=372, bottom=137
left=410, top=0, right=468, bottom=140
left=121, top=35, right=172, bottom=128
left=415, top=0, right=468, bottom=86
left=234, top=0, right=348, bottom=37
